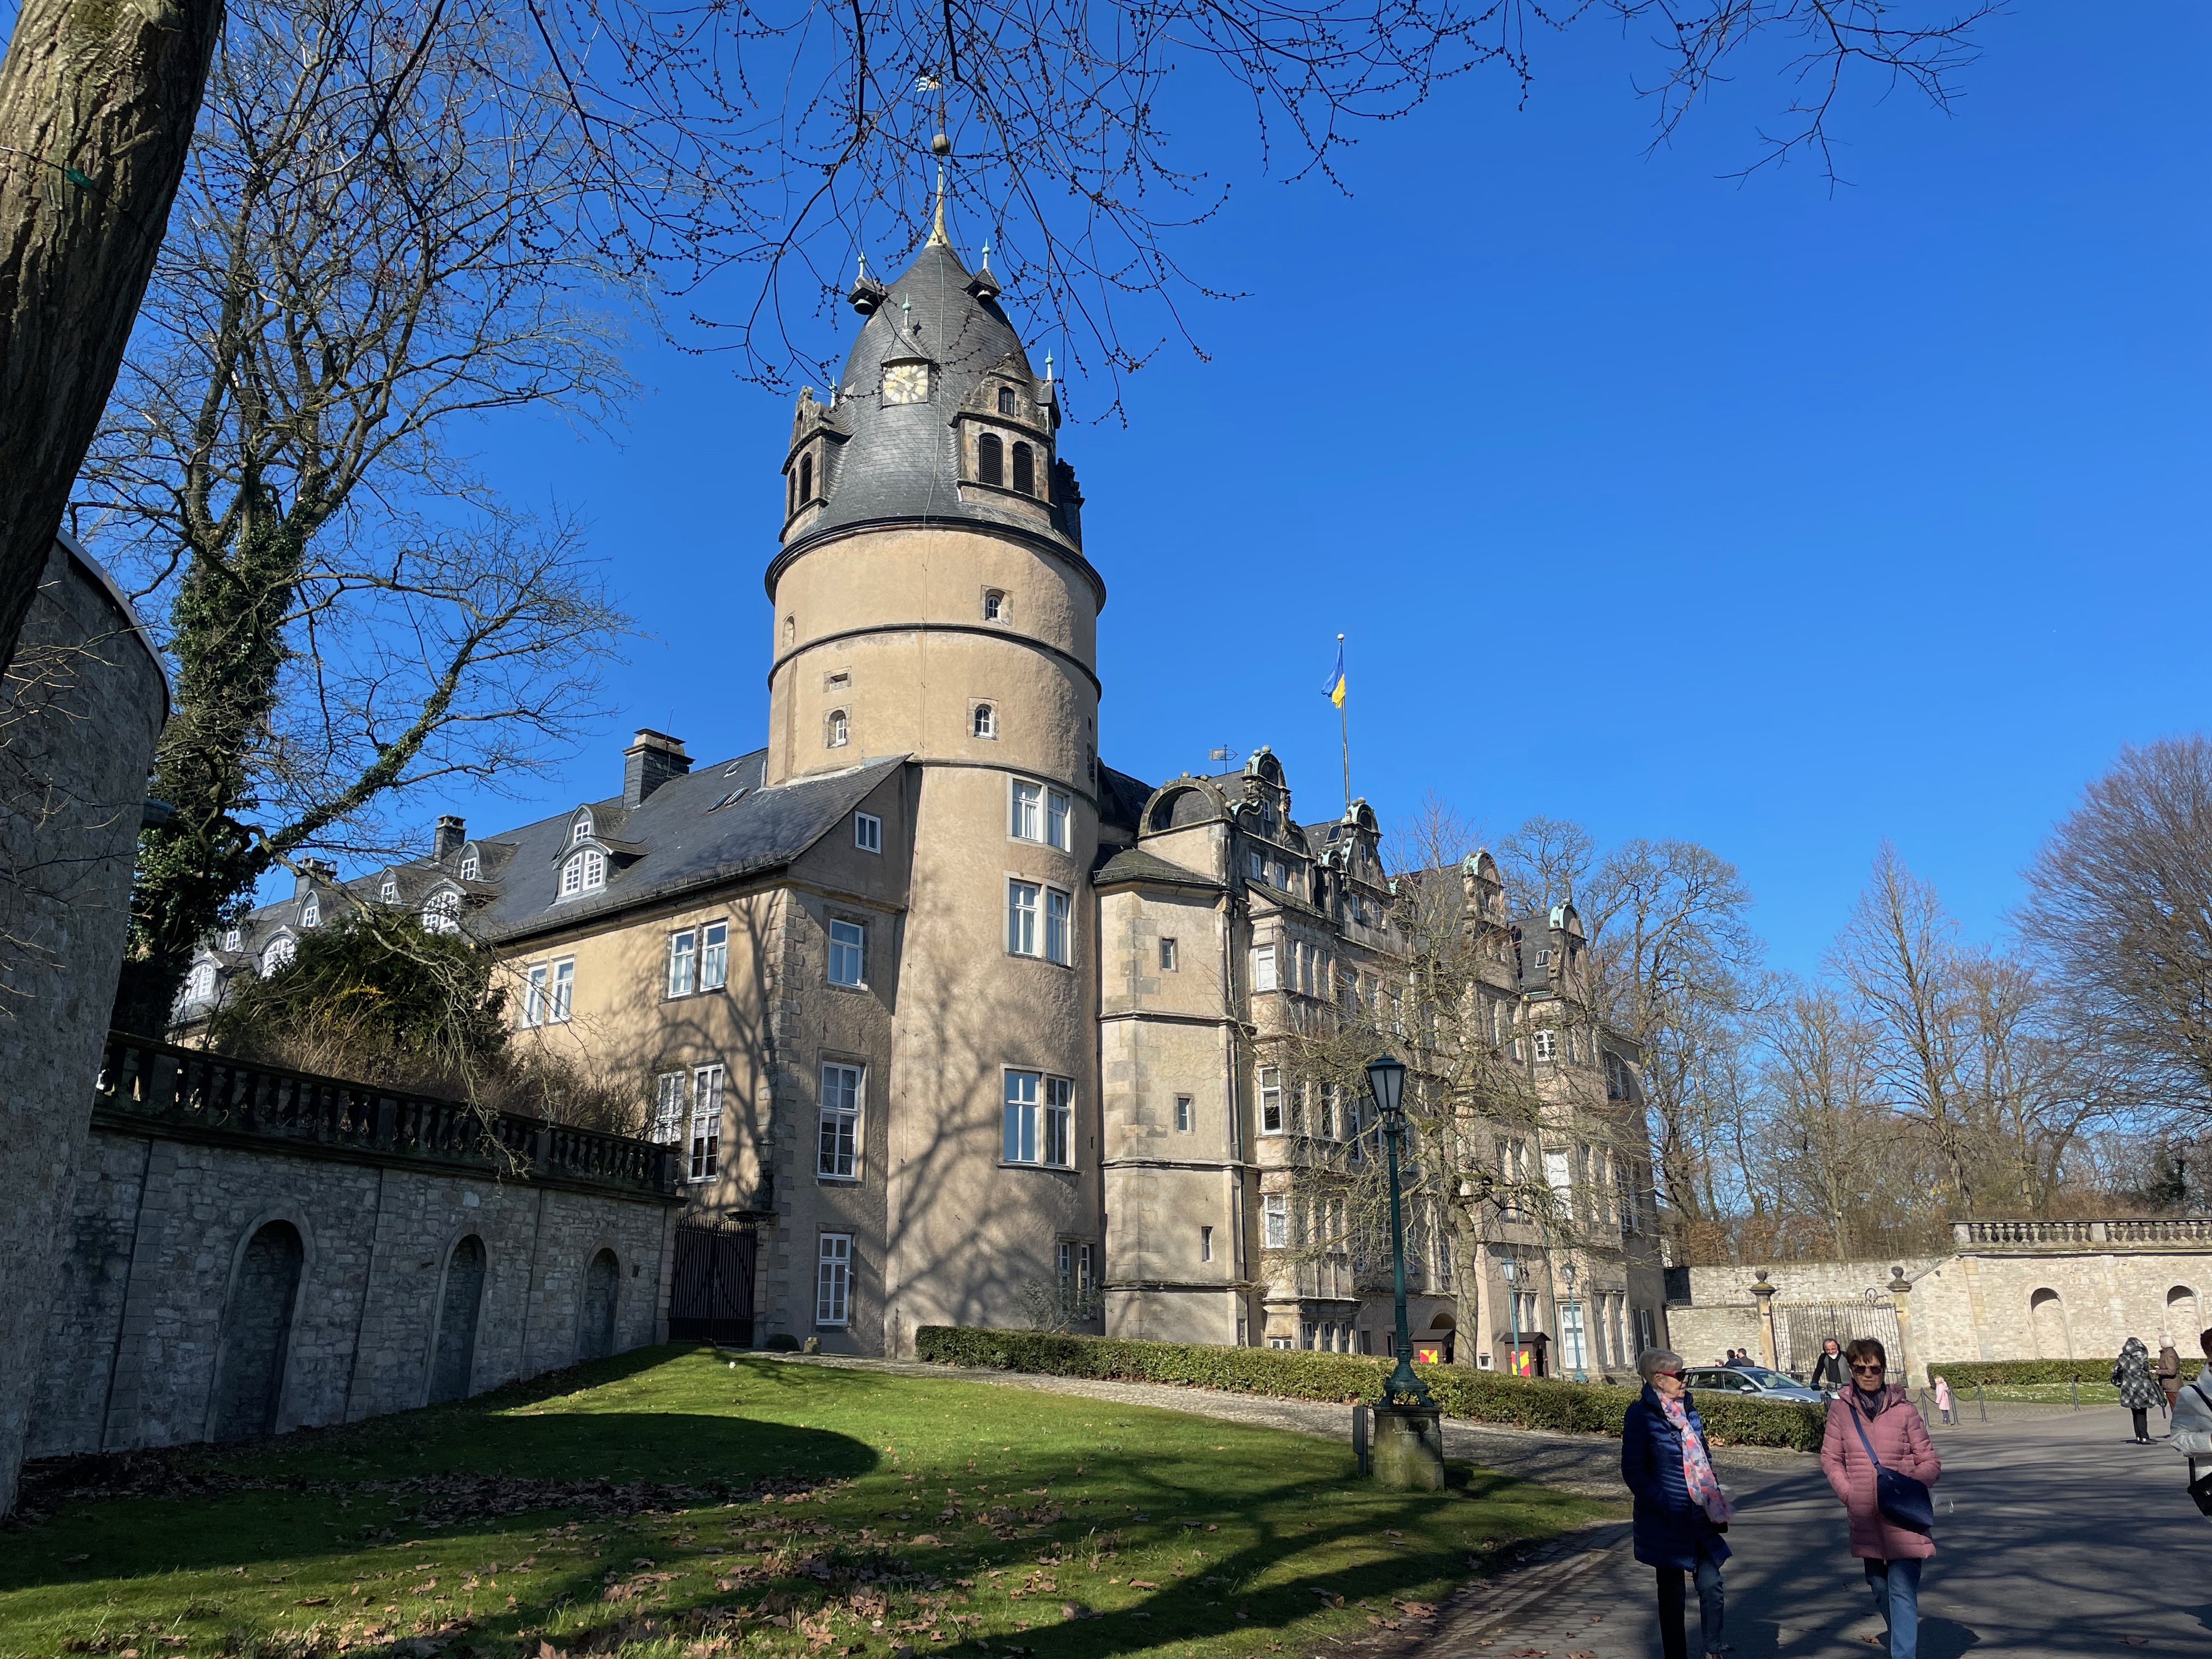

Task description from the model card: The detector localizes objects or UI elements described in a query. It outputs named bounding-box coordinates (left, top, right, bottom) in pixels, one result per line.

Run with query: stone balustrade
left=1951, top=1217, right=2212, bottom=1249
left=95, top=1030, right=680, bottom=1198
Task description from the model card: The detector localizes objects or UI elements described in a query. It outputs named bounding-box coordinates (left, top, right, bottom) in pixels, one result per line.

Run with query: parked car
left=1683, top=1363, right=1831, bottom=1403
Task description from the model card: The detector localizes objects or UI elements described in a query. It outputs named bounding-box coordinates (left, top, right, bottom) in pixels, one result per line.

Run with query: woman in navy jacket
left=1622, top=1347, right=1732, bottom=1659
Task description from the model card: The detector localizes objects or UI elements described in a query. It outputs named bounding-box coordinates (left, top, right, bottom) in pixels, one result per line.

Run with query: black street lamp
left=1501, top=1253, right=1521, bottom=1375
left=1365, top=1053, right=1432, bottom=1408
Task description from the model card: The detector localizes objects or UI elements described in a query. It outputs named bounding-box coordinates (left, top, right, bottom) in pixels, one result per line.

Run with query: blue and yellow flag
left=1322, top=638, right=1345, bottom=708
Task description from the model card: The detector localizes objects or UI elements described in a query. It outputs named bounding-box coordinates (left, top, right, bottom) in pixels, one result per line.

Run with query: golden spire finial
left=927, top=157, right=950, bottom=247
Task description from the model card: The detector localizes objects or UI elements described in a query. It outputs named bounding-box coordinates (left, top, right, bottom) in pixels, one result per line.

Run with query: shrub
left=1929, top=1358, right=2121, bottom=1387
left=913, top=1327, right=1826, bottom=1451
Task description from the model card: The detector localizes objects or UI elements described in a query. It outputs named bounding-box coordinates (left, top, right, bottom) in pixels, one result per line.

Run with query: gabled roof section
left=1093, top=846, right=1224, bottom=892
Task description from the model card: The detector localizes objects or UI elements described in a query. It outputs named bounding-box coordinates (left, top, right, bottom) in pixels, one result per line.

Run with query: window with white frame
left=524, top=963, right=549, bottom=1025
left=1200, top=1224, right=1213, bottom=1262
left=819, top=1061, right=862, bottom=1178
left=828, top=918, right=865, bottom=986
left=572, top=814, right=593, bottom=846
left=825, top=708, right=849, bottom=748
left=1045, top=888, right=1071, bottom=965
left=982, top=588, right=1006, bottom=621
left=300, top=893, right=320, bottom=928
left=816, top=1234, right=852, bottom=1326
left=1008, top=780, right=1071, bottom=849
left=1247, top=850, right=1265, bottom=882
left=1174, top=1094, right=1193, bottom=1132
left=262, top=935, right=296, bottom=975
left=1045, top=788, right=1069, bottom=850
left=1002, top=1070, right=1073, bottom=1166
left=1268, top=1335, right=1293, bottom=1350
left=1159, top=936, right=1178, bottom=971
left=423, top=889, right=461, bottom=934
left=188, top=962, right=216, bottom=1001
left=223, top=928, right=242, bottom=952
left=549, top=958, right=573, bottom=1022
left=1263, top=1193, right=1288, bottom=1249
left=668, top=928, right=698, bottom=997
left=1007, top=881, right=1040, bottom=956
left=1545, top=1147, right=1574, bottom=1217
left=1533, top=1027, right=1556, bottom=1062
left=380, top=878, right=399, bottom=903
left=972, top=702, right=997, bottom=739
left=854, top=811, right=882, bottom=853
left=1252, top=942, right=1278, bottom=992
left=701, top=921, right=727, bottom=990
left=652, top=1072, right=685, bottom=1146
left=560, top=848, right=605, bottom=899
left=688, top=1064, right=723, bottom=1181
left=459, top=850, right=479, bottom=881
left=1259, top=1066, right=1283, bottom=1133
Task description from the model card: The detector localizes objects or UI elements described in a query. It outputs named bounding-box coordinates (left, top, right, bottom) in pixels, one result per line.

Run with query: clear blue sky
left=441, top=3, right=2209, bottom=978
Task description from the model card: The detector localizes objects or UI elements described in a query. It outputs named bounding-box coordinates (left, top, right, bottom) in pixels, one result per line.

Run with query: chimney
left=624, top=730, right=692, bottom=807
left=294, top=858, right=336, bottom=896
left=433, top=815, right=466, bottom=863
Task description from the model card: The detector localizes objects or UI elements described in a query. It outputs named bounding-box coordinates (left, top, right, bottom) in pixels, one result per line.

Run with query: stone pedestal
left=1371, top=1403, right=1446, bottom=1490
left=0, top=533, right=166, bottom=1516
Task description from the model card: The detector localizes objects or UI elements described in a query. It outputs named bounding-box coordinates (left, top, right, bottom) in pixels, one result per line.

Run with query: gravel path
left=767, top=1353, right=1810, bottom=1497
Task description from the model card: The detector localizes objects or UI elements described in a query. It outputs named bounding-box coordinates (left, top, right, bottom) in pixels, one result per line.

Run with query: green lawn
left=0, top=1347, right=1615, bottom=1659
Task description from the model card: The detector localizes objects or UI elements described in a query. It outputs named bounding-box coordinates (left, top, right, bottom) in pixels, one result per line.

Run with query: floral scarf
left=1658, top=1391, right=1734, bottom=1525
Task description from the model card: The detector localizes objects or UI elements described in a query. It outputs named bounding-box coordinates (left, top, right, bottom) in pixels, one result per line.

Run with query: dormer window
left=423, top=889, right=461, bottom=934
left=187, top=962, right=216, bottom=1002
left=223, top=928, right=241, bottom=952
left=1012, top=442, right=1035, bottom=495
left=572, top=814, right=593, bottom=846
left=300, top=893, right=320, bottom=928
left=825, top=709, right=849, bottom=748
left=560, top=848, right=606, bottom=899
left=978, top=432, right=1003, bottom=486
left=973, top=703, right=997, bottom=740
left=380, top=878, right=399, bottom=903
left=998, top=385, right=1015, bottom=414
left=459, top=849, right=479, bottom=881
left=262, top=936, right=296, bottom=976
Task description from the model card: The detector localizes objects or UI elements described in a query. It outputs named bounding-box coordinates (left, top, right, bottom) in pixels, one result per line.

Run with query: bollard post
left=1977, top=1381, right=1987, bottom=1423
left=2071, top=1375, right=2079, bottom=1412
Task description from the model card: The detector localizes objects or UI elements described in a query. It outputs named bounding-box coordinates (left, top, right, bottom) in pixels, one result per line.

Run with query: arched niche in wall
left=2028, top=1286, right=2071, bottom=1360
left=427, top=1235, right=488, bottom=1404
left=211, top=1220, right=306, bottom=1441
left=578, top=1248, right=621, bottom=1363
left=2169, top=1283, right=2202, bottom=1340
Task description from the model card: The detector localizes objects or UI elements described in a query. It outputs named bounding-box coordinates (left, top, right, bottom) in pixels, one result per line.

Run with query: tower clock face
left=881, top=362, right=929, bottom=405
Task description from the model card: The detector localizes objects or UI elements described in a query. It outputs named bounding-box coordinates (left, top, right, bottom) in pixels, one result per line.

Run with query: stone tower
left=764, top=222, right=1107, bottom=1350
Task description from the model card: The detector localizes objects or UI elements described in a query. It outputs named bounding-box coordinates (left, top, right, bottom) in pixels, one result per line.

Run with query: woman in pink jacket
left=1821, top=1338, right=1941, bottom=1658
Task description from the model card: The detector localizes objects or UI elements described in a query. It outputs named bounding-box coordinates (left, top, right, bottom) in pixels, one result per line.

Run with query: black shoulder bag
left=1848, top=1401, right=1934, bottom=1534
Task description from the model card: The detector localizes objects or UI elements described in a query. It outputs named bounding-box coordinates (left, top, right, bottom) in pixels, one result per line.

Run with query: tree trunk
left=0, top=0, right=221, bottom=673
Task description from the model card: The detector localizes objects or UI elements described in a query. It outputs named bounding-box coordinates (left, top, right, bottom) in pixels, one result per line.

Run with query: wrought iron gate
left=669, top=1215, right=757, bottom=1346
left=1776, top=1298, right=1902, bottom=1381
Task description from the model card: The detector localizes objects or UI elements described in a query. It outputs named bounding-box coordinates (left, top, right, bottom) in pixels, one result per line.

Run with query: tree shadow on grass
left=2, top=1413, right=876, bottom=1590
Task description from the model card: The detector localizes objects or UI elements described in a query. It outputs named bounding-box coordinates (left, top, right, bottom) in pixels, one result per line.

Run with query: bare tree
left=2019, top=735, right=2212, bottom=1120
left=77, top=0, right=633, bottom=1032
left=1757, top=978, right=1892, bottom=1259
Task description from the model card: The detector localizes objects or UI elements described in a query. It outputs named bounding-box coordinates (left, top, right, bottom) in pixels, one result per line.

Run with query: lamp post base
left=1370, top=1404, right=1446, bottom=1491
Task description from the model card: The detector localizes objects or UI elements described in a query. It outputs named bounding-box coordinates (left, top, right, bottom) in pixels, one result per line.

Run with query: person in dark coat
left=2112, top=1336, right=2162, bottom=1443
left=1622, top=1347, right=1732, bottom=1659
left=1809, top=1338, right=1849, bottom=1392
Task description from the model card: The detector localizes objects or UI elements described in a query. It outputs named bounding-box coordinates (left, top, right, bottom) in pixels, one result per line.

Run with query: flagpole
left=1337, top=632, right=1350, bottom=814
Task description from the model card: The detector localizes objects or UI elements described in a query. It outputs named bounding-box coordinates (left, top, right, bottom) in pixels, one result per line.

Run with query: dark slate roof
left=467, top=751, right=904, bottom=943
left=199, top=749, right=906, bottom=953
left=1098, top=762, right=1153, bottom=838
left=792, top=241, right=1080, bottom=554
left=1094, top=847, right=1223, bottom=890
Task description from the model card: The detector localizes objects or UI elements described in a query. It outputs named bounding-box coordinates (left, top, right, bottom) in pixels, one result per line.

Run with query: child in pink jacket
left=1821, top=1338, right=1941, bottom=1658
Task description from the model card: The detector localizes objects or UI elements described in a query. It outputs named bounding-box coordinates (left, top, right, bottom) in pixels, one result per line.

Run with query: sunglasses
left=1652, top=1369, right=1684, bottom=1380
left=1850, top=1362, right=1887, bottom=1374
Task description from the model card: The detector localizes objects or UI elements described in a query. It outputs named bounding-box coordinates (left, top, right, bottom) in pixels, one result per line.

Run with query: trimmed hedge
left=1928, top=1358, right=2122, bottom=1387
left=914, top=1326, right=1826, bottom=1451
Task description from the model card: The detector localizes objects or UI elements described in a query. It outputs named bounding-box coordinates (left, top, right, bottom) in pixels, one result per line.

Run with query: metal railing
left=95, top=1029, right=680, bottom=1197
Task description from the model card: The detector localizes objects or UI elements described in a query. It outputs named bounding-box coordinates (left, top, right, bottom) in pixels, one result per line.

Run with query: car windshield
left=1730, top=1367, right=1792, bottom=1386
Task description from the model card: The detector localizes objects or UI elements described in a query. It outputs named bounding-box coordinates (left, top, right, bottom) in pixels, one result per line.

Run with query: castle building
left=180, top=227, right=1667, bottom=1369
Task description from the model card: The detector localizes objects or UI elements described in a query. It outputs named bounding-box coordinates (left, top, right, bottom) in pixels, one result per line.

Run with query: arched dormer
left=557, top=844, right=607, bottom=901
left=299, top=891, right=320, bottom=929
left=458, top=844, right=481, bottom=882
left=261, top=932, right=298, bottom=977
left=1141, top=776, right=1232, bottom=837
left=422, top=885, right=463, bottom=935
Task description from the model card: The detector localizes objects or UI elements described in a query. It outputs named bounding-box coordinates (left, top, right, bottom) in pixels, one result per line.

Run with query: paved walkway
left=1419, top=1404, right=2212, bottom=1658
